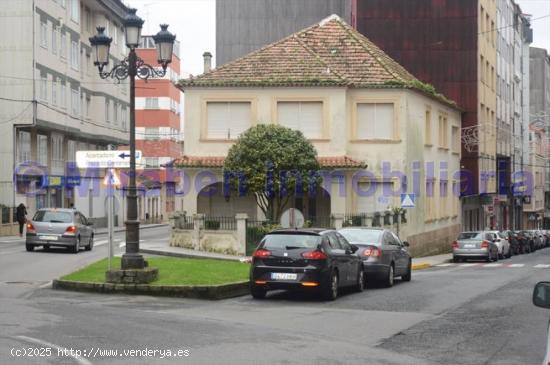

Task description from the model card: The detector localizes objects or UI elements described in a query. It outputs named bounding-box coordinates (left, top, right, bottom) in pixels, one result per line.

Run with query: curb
left=52, top=279, right=250, bottom=300
left=411, top=263, right=433, bottom=271
left=95, top=224, right=168, bottom=236
left=140, top=248, right=243, bottom=262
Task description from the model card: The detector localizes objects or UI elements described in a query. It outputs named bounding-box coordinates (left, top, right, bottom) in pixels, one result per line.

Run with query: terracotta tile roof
left=169, top=155, right=366, bottom=169
left=177, top=15, right=456, bottom=107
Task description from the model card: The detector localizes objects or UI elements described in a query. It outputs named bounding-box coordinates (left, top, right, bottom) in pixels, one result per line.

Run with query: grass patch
left=61, top=257, right=250, bottom=286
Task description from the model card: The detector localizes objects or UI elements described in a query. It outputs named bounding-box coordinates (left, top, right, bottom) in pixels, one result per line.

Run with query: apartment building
left=0, top=0, right=130, bottom=222
left=130, top=36, right=183, bottom=221
left=530, top=47, right=550, bottom=228
left=496, top=0, right=532, bottom=229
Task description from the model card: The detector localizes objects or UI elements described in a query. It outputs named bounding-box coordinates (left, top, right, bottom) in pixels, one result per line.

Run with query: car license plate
left=271, top=273, right=297, bottom=280
left=464, top=244, right=475, bottom=248
left=39, top=235, right=58, bottom=241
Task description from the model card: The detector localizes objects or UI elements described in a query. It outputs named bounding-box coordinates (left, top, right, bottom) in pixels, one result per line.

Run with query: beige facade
left=523, top=128, right=545, bottom=228
left=181, top=86, right=462, bottom=251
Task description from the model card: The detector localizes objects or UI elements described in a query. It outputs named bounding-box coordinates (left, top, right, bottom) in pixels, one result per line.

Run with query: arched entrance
left=197, top=182, right=257, bottom=219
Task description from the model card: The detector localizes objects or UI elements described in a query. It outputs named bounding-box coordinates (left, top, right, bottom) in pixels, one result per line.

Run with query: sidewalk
left=140, top=240, right=452, bottom=269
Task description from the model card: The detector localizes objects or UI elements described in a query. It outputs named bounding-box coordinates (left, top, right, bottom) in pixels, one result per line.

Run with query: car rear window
left=33, top=211, right=72, bottom=223
left=458, top=232, right=483, bottom=239
left=338, top=229, right=381, bottom=244
left=261, top=234, right=322, bottom=249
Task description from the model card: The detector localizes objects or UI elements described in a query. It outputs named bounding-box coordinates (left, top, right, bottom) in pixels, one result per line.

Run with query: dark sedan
left=250, top=229, right=364, bottom=300
left=338, top=227, right=412, bottom=287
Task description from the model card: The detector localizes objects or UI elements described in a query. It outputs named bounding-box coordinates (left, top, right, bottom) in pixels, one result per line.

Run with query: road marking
left=507, top=264, right=525, bottom=268
left=94, top=240, right=108, bottom=247
left=39, top=281, right=52, bottom=289
left=459, top=263, right=479, bottom=267
left=534, top=264, right=550, bottom=269
left=435, top=263, right=454, bottom=267
left=483, top=263, right=503, bottom=268
left=12, top=335, right=93, bottom=365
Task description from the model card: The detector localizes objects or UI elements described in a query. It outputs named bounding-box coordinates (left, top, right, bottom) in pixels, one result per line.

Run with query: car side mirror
left=534, top=282, right=550, bottom=309
left=403, top=241, right=410, bottom=247
left=349, top=244, right=359, bottom=253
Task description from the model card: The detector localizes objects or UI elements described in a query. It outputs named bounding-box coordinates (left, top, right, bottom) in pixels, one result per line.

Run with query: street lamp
left=89, top=9, right=175, bottom=270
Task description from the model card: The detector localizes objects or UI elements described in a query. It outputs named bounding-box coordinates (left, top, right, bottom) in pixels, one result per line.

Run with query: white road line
left=483, top=263, right=503, bottom=268
left=435, top=263, right=455, bottom=267
left=94, top=240, right=108, bottom=247
left=459, top=263, right=479, bottom=267
left=508, top=264, right=525, bottom=268
left=534, top=264, right=550, bottom=269
left=13, top=335, right=93, bottom=365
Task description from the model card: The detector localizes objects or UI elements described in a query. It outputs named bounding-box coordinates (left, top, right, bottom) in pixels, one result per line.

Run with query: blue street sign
left=401, top=193, right=415, bottom=208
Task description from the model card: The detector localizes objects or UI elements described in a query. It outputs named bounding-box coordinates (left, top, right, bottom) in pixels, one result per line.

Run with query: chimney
left=203, top=52, right=212, bottom=74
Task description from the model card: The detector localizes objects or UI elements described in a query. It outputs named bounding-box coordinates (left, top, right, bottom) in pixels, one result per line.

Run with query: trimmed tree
left=223, top=124, right=320, bottom=221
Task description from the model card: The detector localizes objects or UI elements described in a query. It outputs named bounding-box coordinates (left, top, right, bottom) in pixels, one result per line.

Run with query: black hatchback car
left=250, top=229, right=364, bottom=300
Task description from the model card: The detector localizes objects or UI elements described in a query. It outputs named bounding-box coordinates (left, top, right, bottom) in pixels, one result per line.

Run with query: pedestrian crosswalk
left=435, top=263, right=550, bottom=269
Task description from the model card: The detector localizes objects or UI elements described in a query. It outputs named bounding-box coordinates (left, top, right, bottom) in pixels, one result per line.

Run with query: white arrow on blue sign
left=401, top=193, right=415, bottom=208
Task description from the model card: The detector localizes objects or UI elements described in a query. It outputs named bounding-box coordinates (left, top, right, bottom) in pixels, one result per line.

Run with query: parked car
left=452, top=231, right=499, bottom=262
left=338, top=227, right=411, bottom=287
left=518, top=231, right=535, bottom=253
left=488, top=230, right=511, bottom=259
left=504, top=231, right=520, bottom=255
left=249, top=229, right=364, bottom=300
left=544, top=230, right=550, bottom=247
left=532, top=281, right=550, bottom=365
left=527, top=230, right=544, bottom=250
left=25, top=208, right=94, bottom=253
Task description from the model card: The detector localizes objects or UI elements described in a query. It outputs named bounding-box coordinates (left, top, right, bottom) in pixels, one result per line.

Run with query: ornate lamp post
left=90, top=9, right=175, bottom=270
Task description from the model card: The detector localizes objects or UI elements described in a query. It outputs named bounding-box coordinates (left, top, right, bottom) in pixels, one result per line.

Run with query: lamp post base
left=121, top=253, right=146, bottom=270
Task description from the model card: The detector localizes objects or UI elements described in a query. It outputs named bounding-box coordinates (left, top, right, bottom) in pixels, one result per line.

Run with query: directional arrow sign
left=76, top=150, right=142, bottom=168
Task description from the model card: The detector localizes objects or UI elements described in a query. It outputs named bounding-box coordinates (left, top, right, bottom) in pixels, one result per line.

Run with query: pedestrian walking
left=16, top=203, right=27, bottom=237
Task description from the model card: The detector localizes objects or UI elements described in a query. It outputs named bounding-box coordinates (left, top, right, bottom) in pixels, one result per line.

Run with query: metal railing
left=204, top=216, right=237, bottom=231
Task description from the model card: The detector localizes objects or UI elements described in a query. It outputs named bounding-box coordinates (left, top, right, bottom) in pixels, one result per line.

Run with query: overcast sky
left=128, top=0, right=550, bottom=76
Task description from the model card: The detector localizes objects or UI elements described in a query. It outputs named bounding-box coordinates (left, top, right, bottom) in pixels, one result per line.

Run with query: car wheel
left=354, top=269, right=365, bottom=292
left=453, top=257, right=460, bottom=263
left=506, top=247, right=512, bottom=258
left=85, top=235, right=94, bottom=251
left=25, top=244, right=34, bottom=252
left=402, top=261, right=412, bottom=282
left=72, top=236, right=80, bottom=254
left=384, top=264, right=395, bottom=288
left=250, top=285, right=266, bottom=299
left=44, top=245, right=50, bottom=251
left=322, top=271, right=338, bottom=301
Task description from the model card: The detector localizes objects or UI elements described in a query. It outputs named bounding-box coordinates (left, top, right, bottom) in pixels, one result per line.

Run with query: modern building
left=177, top=15, right=462, bottom=255
left=530, top=47, right=550, bottom=228
left=125, top=35, right=183, bottom=222
left=0, top=0, right=131, bottom=224
left=496, top=0, right=532, bottom=230
left=216, top=0, right=351, bottom=66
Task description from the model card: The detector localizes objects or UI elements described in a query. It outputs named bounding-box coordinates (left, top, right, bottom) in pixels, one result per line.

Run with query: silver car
left=488, top=230, right=511, bottom=259
left=25, top=208, right=94, bottom=253
left=452, top=231, right=499, bottom=262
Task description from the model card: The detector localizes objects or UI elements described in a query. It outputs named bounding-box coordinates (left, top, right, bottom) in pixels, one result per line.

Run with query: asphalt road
left=1, top=227, right=549, bottom=365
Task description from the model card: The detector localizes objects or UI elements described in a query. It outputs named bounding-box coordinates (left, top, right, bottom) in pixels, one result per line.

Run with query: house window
left=425, top=179, right=436, bottom=221
left=439, top=180, right=448, bottom=217
left=70, top=0, right=80, bottom=23
left=355, top=181, right=394, bottom=213
left=277, top=101, right=323, bottom=139
left=105, top=99, right=110, bottom=122
left=85, top=96, right=91, bottom=118
left=67, top=140, right=76, bottom=162
left=425, top=109, right=432, bottom=146
left=51, top=78, right=57, bottom=105
left=80, top=93, right=85, bottom=118
left=144, top=157, right=159, bottom=168
left=356, top=103, right=395, bottom=140
left=40, top=21, right=48, bottom=49
left=17, top=131, right=31, bottom=163
left=452, top=126, right=460, bottom=153
left=60, top=32, right=67, bottom=59
left=51, top=133, right=64, bottom=171
left=206, top=102, right=251, bottom=139
left=37, top=134, right=48, bottom=166
left=60, top=81, right=66, bottom=108
left=113, top=102, right=118, bottom=125
left=145, top=128, right=160, bottom=141
left=52, top=25, right=57, bottom=54
left=40, top=76, right=48, bottom=102
left=438, top=115, right=448, bottom=148
left=71, top=89, right=79, bottom=116
left=145, top=97, right=159, bottom=109
left=70, top=41, right=79, bottom=70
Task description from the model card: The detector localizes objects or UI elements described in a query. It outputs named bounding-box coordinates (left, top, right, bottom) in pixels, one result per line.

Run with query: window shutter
left=299, top=102, right=322, bottom=139
left=278, top=102, right=300, bottom=131
left=207, top=102, right=251, bottom=139
left=228, top=102, right=251, bottom=138
left=356, top=104, right=375, bottom=139
left=207, top=102, right=229, bottom=138
left=357, top=103, right=394, bottom=139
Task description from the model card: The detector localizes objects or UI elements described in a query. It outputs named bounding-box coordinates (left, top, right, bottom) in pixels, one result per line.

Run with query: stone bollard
left=235, top=213, right=248, bottom=256
left=193, top=214, right=205, bottom=250
left=332, top=213, right=344, bottom=229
